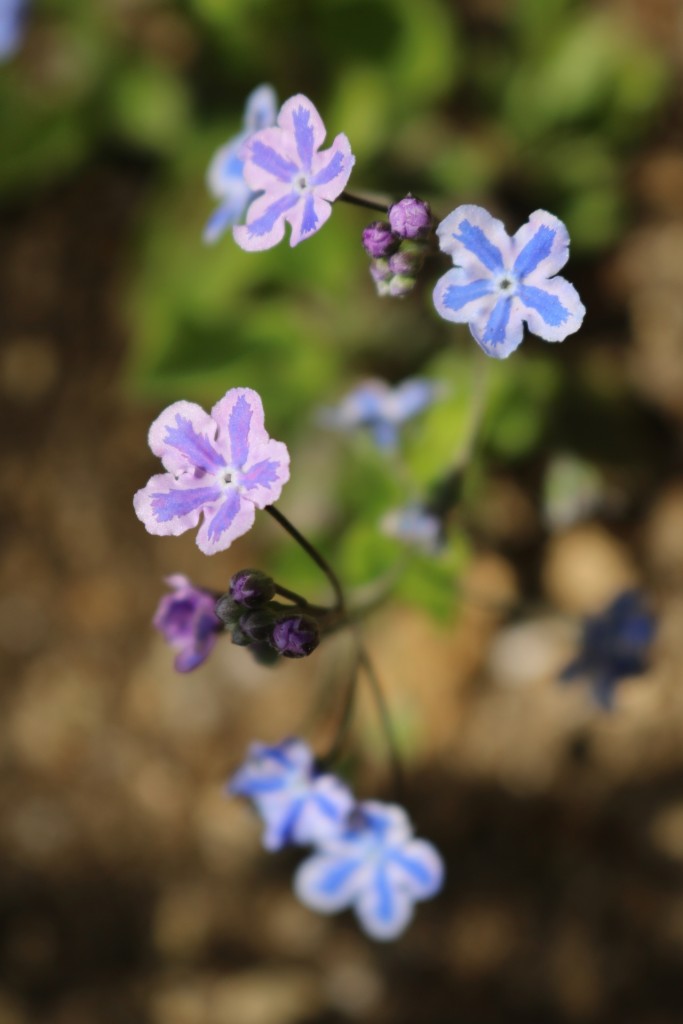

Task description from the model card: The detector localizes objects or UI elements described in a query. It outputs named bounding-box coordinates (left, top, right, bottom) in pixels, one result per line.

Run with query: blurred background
left=2, top=0, right=683, bottom=1021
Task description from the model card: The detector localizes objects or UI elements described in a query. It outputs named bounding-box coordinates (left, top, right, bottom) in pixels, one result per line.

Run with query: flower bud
left=388, top=247, right=424, bottom=276
left=239, top=607, right=277, bottom=643
left=271, top=614, right=320, bottom=658
left=369, top=258, right=392, bottom=284
left=229, top=568, right=276, bottom=608
left=362, top=220, right=400, bottom=259
left=388, top=195, right=432, bottom=240
left=215, top=593, right=240, bottom=626
left=387, top=274, right=417, bottom=298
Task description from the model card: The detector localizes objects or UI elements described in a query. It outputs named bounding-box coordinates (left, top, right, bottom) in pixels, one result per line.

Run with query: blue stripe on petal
left=151, top=486, right=220, bottom=523
left=479, top=297, right=513, bottom=349
left=246, top=192, right=299, bottom=238
left=292, top=104, right=314, bottom=170
left=312, top=150, right=345, bottom=186
left=163, top=415, right=226, bottom=471
left=513, top=224, right=556, bottom=279
left=389, top=850, right=433, bottom=889
left=315, top=856, right=361, bottom=897
left=242, top=458, right=280, bottom=490
left=206, top=488, right=241, bottom=543
left=454, top=221, right=504, bottom=273
left=227, top=394, right=252, bottom=468
left=442, top=277, right=493, bottom=313
left=249, top=140, right=298, bottom=182
left=300, top=194, right=320, bottom=237
left=373, top=865, right=395, bottom=925
left=518, top=283, right=569, bottom=327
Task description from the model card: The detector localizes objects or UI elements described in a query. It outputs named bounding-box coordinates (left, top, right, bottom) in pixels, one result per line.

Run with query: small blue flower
left=320, top=377, right=440, bottom=450
left=0, top=0, right=27, bottom=61
left=294, top=800, right=445, bottom=941
left=228, top=739, right=354, bottom=851
left=204, top=84, right=278, bottom=244
left=380, top=503, right=444, bottom=553
left=433, top=205, right=586, bottom=359
left=560, top=591, right=656, bottom=709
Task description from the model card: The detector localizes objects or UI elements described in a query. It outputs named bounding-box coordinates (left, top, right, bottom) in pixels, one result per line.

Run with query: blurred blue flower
left=0, top=0, right=27, bottom=61
left=204, top=84, right=278, bottom=244
left=560, top=591, right=656, bottom=709
left=294, top=800, right=444, bottom=941
left=320, top=377, right=441, bottom=450
left=228, top=738, right=354, bottom=851
left=433, top=205, right=585, bottom=359
left=153, top=574, right=222, bottom=672
left=381, top=503, right=444, bottom=553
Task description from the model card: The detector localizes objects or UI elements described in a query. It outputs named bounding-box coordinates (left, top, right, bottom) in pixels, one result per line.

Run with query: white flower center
left=494, top=271, right=517, bottom=296
left=293, top=173, right=310, bottom=194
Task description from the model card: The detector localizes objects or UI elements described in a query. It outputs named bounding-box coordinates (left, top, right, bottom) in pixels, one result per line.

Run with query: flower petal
left=355, top=865, right=414, bottom=941
left=470, top=295, right=525, bottom=359
left=436, top=204, right=510, bottom=273
left=206, top=136, right=247, bottom=198
left=386, top=839, right=445, bottom=900
left=310, top=134, right=355, bottom=201
left=233, top=190, right=299, bottom=251
left=133, top=474, right=221, bottom=536
left=387, top=378, right=439, bottom=423
left=278, top=95, right=327, bottom=172
left=148, top=401, right=226, bottom=475
left=287, top=193, right=332, bottom=247
left=432, top=267, right=496, bottom=325
left=290, top=775, right=354, bottom=846
left=240, top=448, right=290, bottom=507
left=294, top=851, right=367, bottom=914
left=518, top=276, right=586, bottom=341
left=243, top=83, right=278, bottom=133
left=211, top=388, right=261, bottom=468
left=203, top=192, right=250, bottom=244
left=247, top=132, right=300, bottom=184
left=511, top=209, right=571, bottom=280
left=195, top=487, right=255, bottom=555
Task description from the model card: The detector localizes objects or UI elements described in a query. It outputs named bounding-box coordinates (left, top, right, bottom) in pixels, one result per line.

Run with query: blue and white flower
left=320, top=377, right=440, bottom=450
left=294, top=800, right=444, bottom=941
left=204, top=84, right=278, bottom=244
left=229, top=739, right=354, bottom=851
left=433, top=205, right=585, bottom=359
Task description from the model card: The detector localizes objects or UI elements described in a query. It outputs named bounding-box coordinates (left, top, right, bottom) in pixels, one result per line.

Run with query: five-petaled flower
left=229, top=739, right=354, bottom=851
left=560, top=590, right=656, bottom=709
left=294, top=800, right=445, bottom=941
left=153, top=574, right=223, bottom=673
left=320, top=377, right=440, bottom=450
left=233, top=93, right=355, bottom=251
left=133, top=387, right=289, bottom=555
left=203, top=84, right=278, bottom=244
left=433, top=205, right=585, bottom=359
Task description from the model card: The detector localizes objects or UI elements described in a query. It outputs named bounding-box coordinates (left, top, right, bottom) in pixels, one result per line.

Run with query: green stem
left=266, top=504, right=345, bottom=612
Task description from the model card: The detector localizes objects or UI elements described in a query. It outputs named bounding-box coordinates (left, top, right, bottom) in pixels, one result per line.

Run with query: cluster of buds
left=216, top=569, right=321, bottom=660
left=362, top=194, right=434, bottom=298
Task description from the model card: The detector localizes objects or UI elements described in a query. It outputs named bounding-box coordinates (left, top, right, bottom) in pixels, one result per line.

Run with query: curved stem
left=355, top=634, right=405, bottom=802
left=273, top=583, right=329, bottom=615
left=317, top=653, right=361, bottom=770
left=338, top=189, right=390, bottom=214
left=266, top=504, right=345, bottom=612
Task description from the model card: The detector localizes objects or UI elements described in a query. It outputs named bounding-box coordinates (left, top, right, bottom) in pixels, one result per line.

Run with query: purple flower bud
left=388, top=247, right=424, bottom=276
left=153, top=575, right=223, bottom=672
left=229, top=568, right=276, bottom=608
left=362, top=221, right=400, bottom=259
left=388, top=195, right=432, bottom=240
left=239, top=608, right=278, bottom=644
left=271, top=615, right=320, bottom=659
left=369, top=258, right=392, bottom=285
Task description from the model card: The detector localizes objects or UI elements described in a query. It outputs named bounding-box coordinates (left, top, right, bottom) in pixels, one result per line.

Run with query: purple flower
left=233, top=94, right=355, bottom=251
left=362, top=221, right=400, bottom=259
left=294, top=800, right=444, bottom=941
left=229, top=739, right=354, bottom=851
left=433, top=205, right=586, bottom=359
left=560, top=591, right=656, bottom=709
left=204, top=84, right=278, bottom=244
left=133, top=387, right=289, bottom=556
left=153, top=574, right=222, bottom=672
left=381, top=504, right=444, bottom=554
left=321, top=377, right=440, bottom=450
left=388, top=195, right=433, bottom=240
left=0, top=0, right=27, bottom=61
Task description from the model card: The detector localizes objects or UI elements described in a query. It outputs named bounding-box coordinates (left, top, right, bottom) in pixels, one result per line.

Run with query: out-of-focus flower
left=233, top=94, right=355, bottom=250
left=433, top=205, right=585, bottom=359
left=320, top=377, right=440, bottom=450
left=0, top=0, right=27, bottom=61
left=388, top=195, right=433, bottom=241
left=295, top=800, right=444, bottom=941
left=381, top=504, right=444, bottom=554
left=153, top=574, right=222, bottom=672
left=229, top=739, right=354, bottom=851
left=560, top=590, right=656, bottom=708
left=204, top=84, right=278, bottom=244
left=134, top=387, right=289, bottom=555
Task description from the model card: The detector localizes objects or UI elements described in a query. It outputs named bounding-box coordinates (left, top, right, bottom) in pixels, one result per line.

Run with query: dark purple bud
left=229, top=568, right=276, bottom=608
left=389, top=247, right=424, bottom=276
left=388, top=195, right=432, bottom=240
left=215, top=593, right=240, bottom=626
left=239, top=607, right=277, bottom=644
left=229, top=622, right=251, bottom=647
left=271, top=614, right=320, bottom=659
left=362, top=220, right=400, bottom=259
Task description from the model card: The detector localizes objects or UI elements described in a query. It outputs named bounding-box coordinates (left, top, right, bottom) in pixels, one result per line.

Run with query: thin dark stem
left=356, top=638, right=406, bottom=803
left=266, top=504, right=345, bottom=612
left=272, top=583, right=329, bottom=615
left=318, top=654, right=361, bottom=770
left=338, top=190, right=389, bottom=214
